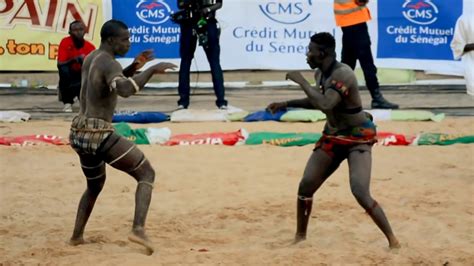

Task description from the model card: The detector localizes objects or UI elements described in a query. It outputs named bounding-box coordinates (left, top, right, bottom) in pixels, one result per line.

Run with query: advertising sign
left=0, top=0, right=470, bottom=74
left=218, top=0, right=336, bottom=69
left=110, top=0, right=180, bottom=59
left=377, top=0, right=462, bottom=60
left=0, top=0, right=103, bottom=71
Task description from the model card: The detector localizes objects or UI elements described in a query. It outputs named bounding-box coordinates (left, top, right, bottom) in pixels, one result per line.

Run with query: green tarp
left=246, top=132, right=322, bottom=146
left=113, top=122, right=150, bottom=144
left=416, top=133, right=474, bottom=145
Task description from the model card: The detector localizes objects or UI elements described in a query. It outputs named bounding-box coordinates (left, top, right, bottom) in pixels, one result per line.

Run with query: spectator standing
left=173, top=0, right=228, bottom=110
left=451, top=13, right=474, bottom=96
left=334, top=0, right=399, bottom=109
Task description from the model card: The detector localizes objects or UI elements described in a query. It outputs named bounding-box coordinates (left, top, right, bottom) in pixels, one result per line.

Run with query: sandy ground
left=0, top=117, right=473, bottom=265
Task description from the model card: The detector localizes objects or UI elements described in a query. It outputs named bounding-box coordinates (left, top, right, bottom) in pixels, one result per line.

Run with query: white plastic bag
left=0, top=111, right=31, bottom=122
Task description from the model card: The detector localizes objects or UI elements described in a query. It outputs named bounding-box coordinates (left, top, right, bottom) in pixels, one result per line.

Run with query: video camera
left=170, top=0, right=193, bottom=24
left=170, top=0, right=216, bottom=23
left=171, top=0, right=217, bottom=47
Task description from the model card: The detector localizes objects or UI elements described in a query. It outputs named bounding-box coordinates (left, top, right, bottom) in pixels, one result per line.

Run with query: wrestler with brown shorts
left=267, top=32, right=400, bottom=249
left=68, top=19, right=176, bottom=255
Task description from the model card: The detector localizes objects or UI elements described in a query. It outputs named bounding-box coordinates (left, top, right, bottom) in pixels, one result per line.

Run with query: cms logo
left=136, top=0, right=171, bottom=25
left=259, top=0, right=313, bottom=25
left=402, top=0, right=438, bottom=25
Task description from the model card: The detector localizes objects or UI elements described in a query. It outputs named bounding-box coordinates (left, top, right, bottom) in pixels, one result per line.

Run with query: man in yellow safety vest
left=334, top=0, right=399, bottom=109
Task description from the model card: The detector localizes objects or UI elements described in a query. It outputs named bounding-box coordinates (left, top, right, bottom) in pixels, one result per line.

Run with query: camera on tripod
left=171, top=0, right=217, bottom=47
left=170, top=0, right=194, bottom=24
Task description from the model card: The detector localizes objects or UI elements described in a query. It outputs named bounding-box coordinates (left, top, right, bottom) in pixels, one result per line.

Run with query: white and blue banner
left=110, top=0, right=181, bottom=59
left=218, top=0, right=335, bottom=70
left=100, top=0, right=472, bottom=75
left=377, top=0, right=462, bottom=60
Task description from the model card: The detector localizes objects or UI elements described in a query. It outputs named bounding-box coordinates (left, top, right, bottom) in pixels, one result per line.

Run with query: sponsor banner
left=376, top=132, right=415, bottom=146
left=109, top=0, right=336, bottom=71
left=377, top=0, right=463, bottom=60
left=110, top=0, right=465, bottom=73
left=0, top=135, right=68, bottom=146
left=245, top=132, right=322, bottom=147
left=0, top=0, right=104, bottom=71
left=164, top=129, right=247, bottom=146
left=218, top=0, right=336, bottom=70
left=1, top=0, right=470, bottom=74
left=110, top=0, right=180, bottom=59
left=415, top=133, right=474, bottom=145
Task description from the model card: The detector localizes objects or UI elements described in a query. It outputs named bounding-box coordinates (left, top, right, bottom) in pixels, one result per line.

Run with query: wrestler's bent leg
left=295, top=149, right=342, bottom=243
left=101, top=134, right=155, bottom=254
left=70, top=154, right=106, bottom=245
left=347, top=147, right=400, bottom=249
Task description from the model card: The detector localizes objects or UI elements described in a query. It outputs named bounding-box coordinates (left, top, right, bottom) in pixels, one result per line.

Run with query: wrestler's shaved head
left=100, top=19, right=129, bottom=42
left=310, top=32, right=336, bottom=52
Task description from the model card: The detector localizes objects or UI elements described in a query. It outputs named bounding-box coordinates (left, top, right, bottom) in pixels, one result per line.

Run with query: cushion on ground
left=170, top=109, right=229, bottom=122
left=280, top=109, right=326, bottom=122
left=112, top=111, right=169, bottom=123
left=391, top=110, right=445, bottom=122
left=243, top=110, right=286, bottom=122
left=0, top=111, right=31, bottom=122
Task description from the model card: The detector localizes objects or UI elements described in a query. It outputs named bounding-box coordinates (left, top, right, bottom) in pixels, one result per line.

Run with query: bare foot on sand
left=69, top=237, right=85, bottom=246
left=389, top=237, right=401, bottom=249
left=128, top=229, right=154, bottom=255
left=292, top=234, right=306, bottom=245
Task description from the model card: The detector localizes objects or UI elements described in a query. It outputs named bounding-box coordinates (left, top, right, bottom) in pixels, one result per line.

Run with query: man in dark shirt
left=174, top=0, right=228, bottom=110
left=334, top=0, right=399, bottom=109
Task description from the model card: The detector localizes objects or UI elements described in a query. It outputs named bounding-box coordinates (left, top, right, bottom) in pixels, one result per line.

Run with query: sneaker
left=63, top=103, right=73, bottom=113
left=176, top=105, right=187, bottom=110
left=218, top=105, right=228, bottom=110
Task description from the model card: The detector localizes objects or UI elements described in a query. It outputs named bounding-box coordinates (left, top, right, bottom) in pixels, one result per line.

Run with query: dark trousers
left=59, top=84, right=80, bottom=104
left=341, top=22, right=381, bottom=99
left=178, top=20, right=227, bottom=108
left=58, top=67, right=81, bottom=104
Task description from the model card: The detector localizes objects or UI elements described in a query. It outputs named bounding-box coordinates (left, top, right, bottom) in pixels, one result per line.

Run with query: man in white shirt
left=451, top=14, right=474, bottom=96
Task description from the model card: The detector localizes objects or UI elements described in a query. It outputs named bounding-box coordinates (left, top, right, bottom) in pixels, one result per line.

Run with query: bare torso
left=79, top=49, right=123, bottom=122
left=314, top=62, right=368, bottom=134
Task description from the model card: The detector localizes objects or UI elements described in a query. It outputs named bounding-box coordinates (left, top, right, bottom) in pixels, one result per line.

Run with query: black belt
left=336, top=106, right=362, bottom=114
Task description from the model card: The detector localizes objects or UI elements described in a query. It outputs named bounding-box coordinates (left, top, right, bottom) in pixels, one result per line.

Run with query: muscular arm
left=114, top=68, right=157, bottom=98
left=122, top=50, right=154, bottom=77
left=105, top=60, right=174, bottom=98
left=104, top=61, right=144, bottom=98
left=300, top=79, right=341, bottom=111
left=128, top=67, right=159, bottom=89
left=286, top=98, right=315, bottom=109
left=285, top=71, right=342, bottom=111
left=122, top=62, right=139, bottom=78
